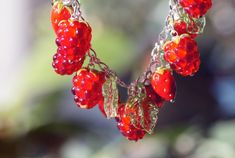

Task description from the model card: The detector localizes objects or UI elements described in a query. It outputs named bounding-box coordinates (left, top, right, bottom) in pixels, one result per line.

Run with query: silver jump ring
left=62, top=0, right=73, bottom=6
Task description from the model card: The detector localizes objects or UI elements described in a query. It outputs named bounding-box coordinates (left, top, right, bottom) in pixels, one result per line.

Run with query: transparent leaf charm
left=191, top=16, right=206, bottom=34
left=177, top=6, right=206, bottom=35
left=126, top=85, right=159, bottom=134
left=126, top=100, right=159, bottom=134
left=102, top=77, right=119, bottom=119
left=140, top=101, right=159, bottom=134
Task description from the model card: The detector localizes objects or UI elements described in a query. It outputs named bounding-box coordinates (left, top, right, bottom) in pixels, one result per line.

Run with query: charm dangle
left=50, top=0, right=212, bottom=141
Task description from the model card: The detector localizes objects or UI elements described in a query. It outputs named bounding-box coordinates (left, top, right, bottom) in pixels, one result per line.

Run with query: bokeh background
left=1, top=0, right=235, bottom=158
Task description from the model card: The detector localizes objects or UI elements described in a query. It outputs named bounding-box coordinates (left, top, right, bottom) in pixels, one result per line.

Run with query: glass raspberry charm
left=150, top=68, right=176, bottom=102
left=52, top=46, right=85, bottom=75
left=52, top=19, right=92, bottom=75
left=51, top=1, right=71, bottom=34
left=77, top=22, right=92, bottom=53
left=174, top=20, right=197, bottom=38
left=57, top=20, right=92, bottom=53
left=164, top=35, right=200, bottom=76
left=72, top=68, right=105, bottom=109
left=179, top=0, right=212, bottom=18
left=116, top=105, right=146, bottom=141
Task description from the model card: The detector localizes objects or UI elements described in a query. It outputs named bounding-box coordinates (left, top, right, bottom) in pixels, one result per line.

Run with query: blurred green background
left=1, top=0, right=235, bottom=158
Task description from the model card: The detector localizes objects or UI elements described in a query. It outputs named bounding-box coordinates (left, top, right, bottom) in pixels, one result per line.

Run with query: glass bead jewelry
left=50, top=0, right=212, bottom=141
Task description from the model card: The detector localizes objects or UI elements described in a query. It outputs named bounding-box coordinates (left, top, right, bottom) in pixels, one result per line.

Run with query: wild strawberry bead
left=150, top=68, right=176, bottom=102
left=51, top=2, right=71, bottom=34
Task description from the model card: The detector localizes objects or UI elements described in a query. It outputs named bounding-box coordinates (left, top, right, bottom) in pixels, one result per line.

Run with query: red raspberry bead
left=57, top=20, right=92, bottom=53
left=51, top=2, right=71, bottom=34
left=56, top=36, right=78, bottom=48
left=52, top=46, right=85, bottom=75
left=57, top=20, right=80, bottom=47
left=116, top=105, right=146, bottom=141
left=164, top=35, right=200, bottom=76
left=145, top=86, right=164, bottom=108
left=174, top=20, right=197, bottom=38
left=150, top=68, right=176, bottom=102
left=72, top=69, right=105, bottom=109
left=78, top=22, right=92, bottom=53
left=179, top=0, right=212, bottom=18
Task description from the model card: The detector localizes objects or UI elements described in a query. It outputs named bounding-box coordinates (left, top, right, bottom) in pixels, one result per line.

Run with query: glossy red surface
left=151, top=69, right=176, bottom=102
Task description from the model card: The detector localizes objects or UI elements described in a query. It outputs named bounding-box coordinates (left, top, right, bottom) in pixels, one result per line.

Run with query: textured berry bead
left=174, top=20, right=197, bottom=38
left=51, top=2, right=71, bottom=34
left=77, top=22, right=92, bottom=53
left=57, top=20, right=92, bottom=53
left=57, top=20, right=80, bottom=47
left=116, top=105, right=146, bottom=141
left=164, top=35, right=200, bottom=76
left=179, top=0, right=212, bottom=18
left=150, top=68, right=176, bottom=102
left=72, top=69, right=105, bottom=109
left=52, top=46, right=85, bottom=75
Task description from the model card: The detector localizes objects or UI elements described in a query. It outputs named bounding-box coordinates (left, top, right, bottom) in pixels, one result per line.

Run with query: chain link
left=88, top=48, right=129, bottom=89
left=85, top=0, right=179, bottom=91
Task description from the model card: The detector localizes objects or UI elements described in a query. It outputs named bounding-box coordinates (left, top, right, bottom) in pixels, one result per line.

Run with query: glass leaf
left=176, top=5, right=206, bottom=35
left=126, top=99, right=159, bottom=134
left=102, top=77, right=119, bottom=119
left=140, top=101, right=159, bottom=134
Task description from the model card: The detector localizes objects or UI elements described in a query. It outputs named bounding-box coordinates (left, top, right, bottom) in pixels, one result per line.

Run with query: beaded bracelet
left=50, top=0, right=212, bottom=141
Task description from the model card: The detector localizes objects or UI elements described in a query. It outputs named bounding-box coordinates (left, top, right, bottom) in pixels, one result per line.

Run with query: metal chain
left=88, top=48, right=129, bottom=88
left=57, top=0, right=129, bottom=88
left=64, top=0, right=81, bottom=20
left=83, top=0, right=178, bottom=91
left=71, top=0, right=81, bottom=20
left=141, top=0, right=179, bottom=85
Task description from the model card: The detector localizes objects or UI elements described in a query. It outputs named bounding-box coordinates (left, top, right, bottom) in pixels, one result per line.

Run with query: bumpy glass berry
left=164, top=35, right=200, bottom=76
left=72, top=68, right=105, bottom=109
left=52, top=46, right=85, bottom=75
left=57, top=20, right=92, bottom=53
left=116, top=105, right=146, bottom=141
